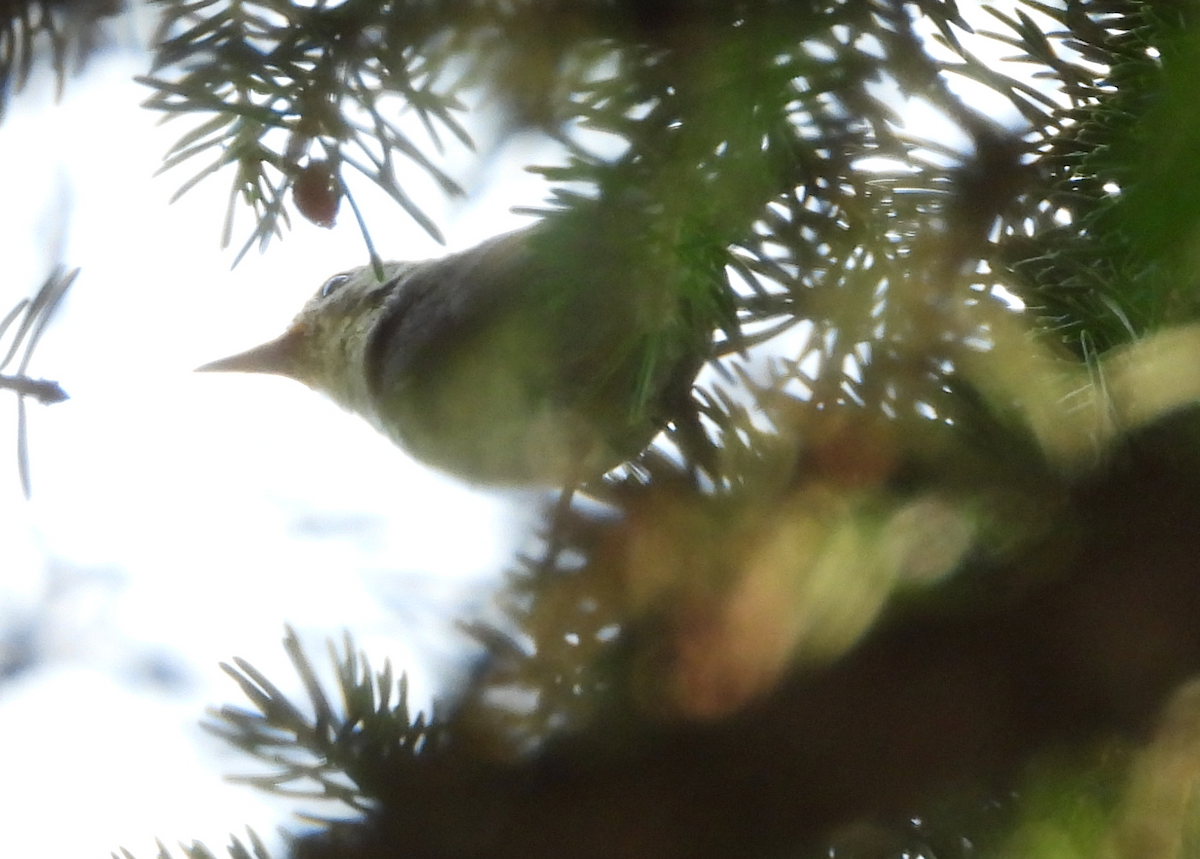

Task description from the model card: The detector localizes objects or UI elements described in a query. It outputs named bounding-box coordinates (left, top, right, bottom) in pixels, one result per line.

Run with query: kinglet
left=198, top=224, right=710, bottom=486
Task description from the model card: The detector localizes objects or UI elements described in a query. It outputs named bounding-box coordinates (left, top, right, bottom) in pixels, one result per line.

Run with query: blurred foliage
left=98, top=0, right=1200, bottom=857
left=113, top=830, right=275, bottom=859
left=0, top=0, right=125, bottom=119
left=1004, top=0, right=1200, bottom=355
left=130, top=443, right=1200, bottom=859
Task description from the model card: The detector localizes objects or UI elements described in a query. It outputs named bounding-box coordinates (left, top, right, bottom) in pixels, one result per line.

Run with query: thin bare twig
left=1, top=267, right=77, bottom=497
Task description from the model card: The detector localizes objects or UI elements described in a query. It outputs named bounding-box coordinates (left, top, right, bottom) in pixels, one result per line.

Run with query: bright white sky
left=0, top=24, right=564, bottom=859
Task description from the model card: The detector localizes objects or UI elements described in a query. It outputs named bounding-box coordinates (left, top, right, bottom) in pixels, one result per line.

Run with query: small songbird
left=197, top=223, right=711, bottom=486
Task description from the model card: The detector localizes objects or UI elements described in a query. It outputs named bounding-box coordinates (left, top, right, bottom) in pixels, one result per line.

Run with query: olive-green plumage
left=198, top=225, right=709, bottom=486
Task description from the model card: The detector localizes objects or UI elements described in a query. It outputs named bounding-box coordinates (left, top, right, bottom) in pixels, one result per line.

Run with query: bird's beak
left=195, top=327, right=304, bottom=377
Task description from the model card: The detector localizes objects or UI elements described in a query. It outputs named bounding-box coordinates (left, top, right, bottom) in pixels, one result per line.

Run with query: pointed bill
left=195, top=328, right=303, bottom=377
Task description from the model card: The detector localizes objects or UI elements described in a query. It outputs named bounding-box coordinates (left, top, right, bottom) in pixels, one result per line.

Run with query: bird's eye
left=319, top=273, right=351, bottom=299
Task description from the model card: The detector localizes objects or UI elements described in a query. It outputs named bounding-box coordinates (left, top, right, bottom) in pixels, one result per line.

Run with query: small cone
left=195, top=329, right=302, bottom=376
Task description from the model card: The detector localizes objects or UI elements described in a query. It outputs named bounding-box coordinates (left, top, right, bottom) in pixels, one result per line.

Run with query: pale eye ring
left=319, top=273, right=351, bottom=299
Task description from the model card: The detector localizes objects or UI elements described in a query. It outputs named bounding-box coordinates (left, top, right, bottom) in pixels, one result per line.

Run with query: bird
left=197, top=222, right=712, bottom=487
